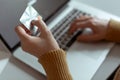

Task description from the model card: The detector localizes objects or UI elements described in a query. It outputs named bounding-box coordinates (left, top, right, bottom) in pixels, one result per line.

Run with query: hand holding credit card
left=20, top=4, right=40, bottom=36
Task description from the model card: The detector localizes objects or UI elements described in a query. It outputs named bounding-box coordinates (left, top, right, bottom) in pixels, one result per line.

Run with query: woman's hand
left=69, top=15, right=110, bottom=42
left=15, top=16, right=60, bottom=58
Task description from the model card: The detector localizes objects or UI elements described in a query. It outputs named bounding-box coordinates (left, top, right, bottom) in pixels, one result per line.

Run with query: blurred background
left=74, top=0, right=120, bottom=17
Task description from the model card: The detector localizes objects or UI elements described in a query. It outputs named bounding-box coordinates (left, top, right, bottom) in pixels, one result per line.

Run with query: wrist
left=36, top=47, right=60, bottom=58
left=38, top=48, right=61, bottom=58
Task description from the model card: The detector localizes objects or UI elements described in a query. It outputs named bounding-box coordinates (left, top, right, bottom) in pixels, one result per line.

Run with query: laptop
left=0, top=0, right=120, bottom=79
left=0, top=35, right=11, bottom=75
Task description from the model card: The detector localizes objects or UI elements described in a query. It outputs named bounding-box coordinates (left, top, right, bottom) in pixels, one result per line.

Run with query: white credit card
left=20, top=6, right=40, bottom=35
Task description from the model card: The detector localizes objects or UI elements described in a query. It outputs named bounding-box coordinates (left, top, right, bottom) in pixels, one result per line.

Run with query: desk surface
left=1, top=0, right=120, bottom=80
left=1, top=45, right=120, bottom=80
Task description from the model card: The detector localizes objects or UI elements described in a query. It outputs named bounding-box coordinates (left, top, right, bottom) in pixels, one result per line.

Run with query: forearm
left=38, top=49, right=72, bottom=80
left=105, top=19, right=120, bottom=43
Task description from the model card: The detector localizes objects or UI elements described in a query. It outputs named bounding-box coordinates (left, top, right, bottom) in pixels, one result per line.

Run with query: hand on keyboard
left=69, top=15, right=109, bottom=42
left=51, top=9, right=85, bottom=50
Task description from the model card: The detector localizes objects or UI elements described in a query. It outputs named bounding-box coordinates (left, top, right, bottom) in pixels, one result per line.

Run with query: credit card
left=20, top=6, right=40, bottom=35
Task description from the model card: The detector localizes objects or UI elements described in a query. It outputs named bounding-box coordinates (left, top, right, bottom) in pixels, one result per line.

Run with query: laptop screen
left=0, top=0, right=69, bottom=51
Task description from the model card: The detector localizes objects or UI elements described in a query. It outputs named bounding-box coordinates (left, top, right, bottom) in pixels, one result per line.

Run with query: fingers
left=69, top=16, right=93, bottom=34
left=69, top=20, right=92, bottom=34
left=31, top=16, right=48, bottom=33
left=76, top=15, right=92, bottom=21
left=15, top=26, right=30, bottom=41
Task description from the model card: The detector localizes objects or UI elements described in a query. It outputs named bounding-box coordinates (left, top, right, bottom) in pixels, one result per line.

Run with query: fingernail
left=38, top=16, right=43, bottom=20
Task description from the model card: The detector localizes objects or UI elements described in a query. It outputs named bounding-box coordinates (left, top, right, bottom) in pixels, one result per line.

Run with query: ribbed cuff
left=38, top=49, right=72, bottom=80
left=105, top=19, right=120, bottom=42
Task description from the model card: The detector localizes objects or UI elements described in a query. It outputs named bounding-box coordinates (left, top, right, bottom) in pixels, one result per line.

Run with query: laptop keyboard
left=51, top=9, right=89, bottom=51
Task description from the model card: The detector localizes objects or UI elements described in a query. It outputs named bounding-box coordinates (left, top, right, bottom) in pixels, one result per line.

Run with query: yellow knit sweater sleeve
left=105, top=19, right=120, bottom=42
left=105, top=19, right=120, bottom=80
left=38, top=19, right=120, bottom=80
left=38, top=49, right=72, bottom=80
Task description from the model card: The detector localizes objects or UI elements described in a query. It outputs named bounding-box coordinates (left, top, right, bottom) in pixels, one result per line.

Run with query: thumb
left=77, top=34, right=99, bottom=42
left=15, top=26, right=30, bottom=41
